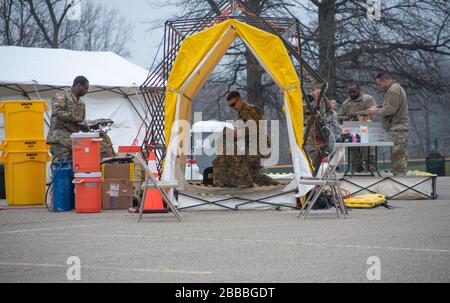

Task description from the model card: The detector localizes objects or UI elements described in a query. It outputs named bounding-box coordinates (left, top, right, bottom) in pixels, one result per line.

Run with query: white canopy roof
left=0, top=46, right=149, bottom=88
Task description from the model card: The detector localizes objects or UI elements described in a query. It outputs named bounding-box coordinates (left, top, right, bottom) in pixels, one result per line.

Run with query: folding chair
left=298, top=146, right=348, bottom=219
left=133, top=153, right=182, bottom=223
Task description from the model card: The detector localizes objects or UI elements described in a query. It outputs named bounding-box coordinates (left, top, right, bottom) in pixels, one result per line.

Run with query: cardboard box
left=102, top=179, right=133, bottom=210
left=102, top=163, right=133, bottom=180
left=132, top=159, right=143, bottom=182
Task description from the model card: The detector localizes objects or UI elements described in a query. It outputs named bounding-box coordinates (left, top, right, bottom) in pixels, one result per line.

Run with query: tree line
left=0, top=0, right=133, bottom=56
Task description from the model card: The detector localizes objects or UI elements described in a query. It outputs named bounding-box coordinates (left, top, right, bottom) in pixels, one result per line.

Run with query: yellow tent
left=162, top=19, right=312, bottom=197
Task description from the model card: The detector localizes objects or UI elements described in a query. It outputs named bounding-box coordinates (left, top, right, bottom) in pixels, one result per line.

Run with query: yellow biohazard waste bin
left=0, top=150, right=51, bottom=206
left=0, top=138, right=50, bottom=152
left=0, top=100, right=48, bottom=139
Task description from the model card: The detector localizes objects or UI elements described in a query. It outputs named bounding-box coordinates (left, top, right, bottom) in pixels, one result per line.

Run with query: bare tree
left=159, top=0, right=450, bottom=158
left=0, top=0, right=42, bottom=46
left=162, top=0, right=449, bottom=98
left=1, top=0, right=133, bottom=57
left=68, top=0, right=133, bottom=57
left=23, top=0, right=78, bottom=48
left=153, top=0, right=291, bottom=114
left=296, top=0, right=450, bottom=99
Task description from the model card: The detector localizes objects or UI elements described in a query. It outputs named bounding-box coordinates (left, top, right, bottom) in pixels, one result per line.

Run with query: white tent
left=0, top=46, right=149, bottom=148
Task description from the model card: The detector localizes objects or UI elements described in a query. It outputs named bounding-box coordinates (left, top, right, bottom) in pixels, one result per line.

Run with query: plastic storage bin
left=0, top=150, right=50, bottom=205
left=0, top=100, right=47, bottom=139
left=51, top=161, right=75, bottom=211
left=71, top=132, right=101, bottom=173
left=0, top=138, right=49, bottom=152
left=73, top=172, right=102, bottom=213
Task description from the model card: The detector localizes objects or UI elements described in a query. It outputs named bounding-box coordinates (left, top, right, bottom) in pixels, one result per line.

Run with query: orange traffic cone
left=143, top=150, right=167, bottom=213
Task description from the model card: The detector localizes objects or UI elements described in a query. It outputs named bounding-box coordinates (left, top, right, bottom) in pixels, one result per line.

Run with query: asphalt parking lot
left=1, top=178, right=449, bottom=283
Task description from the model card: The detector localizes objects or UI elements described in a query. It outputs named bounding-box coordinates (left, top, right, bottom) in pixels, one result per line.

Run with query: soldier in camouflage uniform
left=338, top=85, right=376, bottom=173
left=47, top=76, right=89, bottom=161
left=302, top=93, right=318, bottom=169
left=212, top=91, right=278, bottom=187
left=325, top=99, right=342, bottom=141
left=368, top=72, right=409, bottom=176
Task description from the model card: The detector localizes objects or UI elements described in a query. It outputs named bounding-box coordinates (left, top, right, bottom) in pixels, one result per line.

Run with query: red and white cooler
left=73, top=172, right=102, bottom=213
left=71, top=132, right=101, bottom=173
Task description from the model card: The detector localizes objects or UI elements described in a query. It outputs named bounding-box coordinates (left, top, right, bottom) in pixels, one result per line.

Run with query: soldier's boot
left=350, top=148, right=364, bottom=173
left=212, top=157, right=227, bottom=187
left=234, top=173, right=254, bottom=188
left=252, top=173, right=279, bottom=186
left=237, top=183, right=254, bottom=188
left=212, top=167, right=225, bottom=187
left=361, top=147, right=376, bottom=173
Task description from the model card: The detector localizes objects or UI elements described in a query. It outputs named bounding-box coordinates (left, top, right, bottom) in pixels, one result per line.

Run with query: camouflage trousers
left=304, top=132, right=319, bottom=169
left=50, top=143, right=72, bottom=162
left=99, top=130, right=115, bottom=159
left=389, top=128, right=408, bottom=175
left=212, top=155, right=278, bottom=187
left=348, top=147, right=376, bottom=173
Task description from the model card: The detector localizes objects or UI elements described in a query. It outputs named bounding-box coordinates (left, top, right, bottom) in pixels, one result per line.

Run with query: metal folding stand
left=344, top=146, right=378, bottom=177
left=342, top=144, right=392, bottom=177
left=298, top=146, right=348, bottom=219
left=133, top=153, right=182, bottom=222
left=139, top=0, right=329, bottom=175
left=177, top=189, right=297, bottom=210
left=341, top=175, right=438, bottom=200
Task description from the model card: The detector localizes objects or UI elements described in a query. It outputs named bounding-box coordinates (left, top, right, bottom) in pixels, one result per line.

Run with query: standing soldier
left=302, top=89, right=323, bottom=169
left=326, top=99, right=342, bottom=140
left=212, top=91, right=278, bottom=187
left=338, top=84, right=376, bottom=173
left=368, top=71, right=409, bottom=176
left=47, top=76, right=89, bottom=161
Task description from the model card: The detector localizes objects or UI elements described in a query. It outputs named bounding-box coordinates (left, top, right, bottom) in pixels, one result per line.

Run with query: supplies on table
left=342, top=121, right=388, bottom=142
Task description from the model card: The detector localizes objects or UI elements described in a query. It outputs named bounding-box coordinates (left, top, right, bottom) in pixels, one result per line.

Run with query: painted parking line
left=0, top=262, right=213, bottom=275
left=9, top=230, right=450, bottom=255
left=0, top=224, right=109, bottom=235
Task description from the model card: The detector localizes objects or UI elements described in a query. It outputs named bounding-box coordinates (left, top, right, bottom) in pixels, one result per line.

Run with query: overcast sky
left=93, top=0, right=315, bottom=71
left=95, top=0, right=179, bottom=70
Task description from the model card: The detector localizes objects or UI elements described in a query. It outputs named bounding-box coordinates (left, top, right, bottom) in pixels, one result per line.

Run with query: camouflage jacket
left=219, top=102, right=268, bottom=157
left=378, top=82, right=409, bottom=131
left=237, top=102, right=270, bottom=157
left=338, top=94, right=376, bottom=124
left=237, top=102, right=263, bottom=123
left=47, top=89, right=86, bottom=147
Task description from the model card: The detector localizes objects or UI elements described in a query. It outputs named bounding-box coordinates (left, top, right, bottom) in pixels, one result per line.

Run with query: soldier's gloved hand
left=356, top=111, right=368, bottom=117
left=367, top=106, right=378, bottom=116
left=78, top=121, right=90, bottom=132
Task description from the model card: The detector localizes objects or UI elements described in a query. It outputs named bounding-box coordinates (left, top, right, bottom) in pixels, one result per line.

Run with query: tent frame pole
left=140, top=0, right=330, bottom=176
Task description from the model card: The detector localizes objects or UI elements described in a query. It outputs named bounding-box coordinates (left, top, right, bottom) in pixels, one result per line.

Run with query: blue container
left=51, top=161, right=74, bottom=212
